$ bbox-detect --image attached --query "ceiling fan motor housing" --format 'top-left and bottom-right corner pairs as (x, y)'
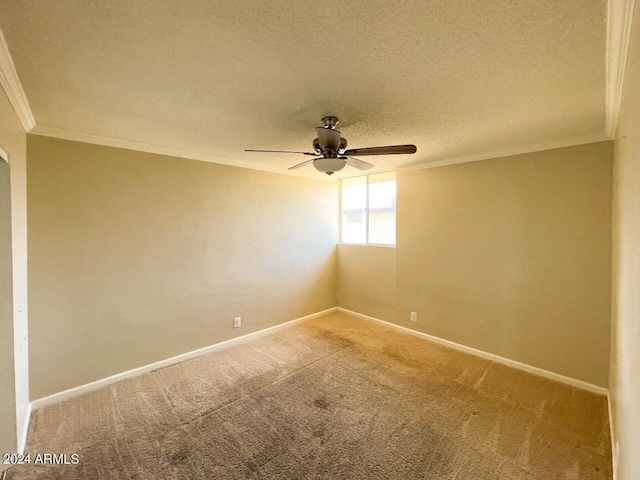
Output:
(339, 137), (347, 153)
(313, 137), (347, 155)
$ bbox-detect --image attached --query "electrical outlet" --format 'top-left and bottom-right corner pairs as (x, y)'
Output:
(233, 317), (241, 328)
(410, 312), (417, 322)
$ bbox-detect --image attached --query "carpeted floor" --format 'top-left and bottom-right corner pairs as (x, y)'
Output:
(7, 312), (612, 479)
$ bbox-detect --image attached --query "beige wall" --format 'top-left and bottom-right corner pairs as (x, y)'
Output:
(337, 244), (396, 322)
(338, 142), (612, 388)
(610, 10), (640, 480)
(27, 135), (337, 399)
(0, 159), (16, 469)
(0, 86), (28, 466)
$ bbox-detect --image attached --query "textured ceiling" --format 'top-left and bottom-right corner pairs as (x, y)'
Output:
(0, 0), (607, 178)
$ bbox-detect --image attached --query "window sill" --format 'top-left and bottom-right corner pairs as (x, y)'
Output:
(338, 242), (396, 248)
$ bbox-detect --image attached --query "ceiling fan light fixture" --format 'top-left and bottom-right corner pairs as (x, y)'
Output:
(313, 157), (346, 175)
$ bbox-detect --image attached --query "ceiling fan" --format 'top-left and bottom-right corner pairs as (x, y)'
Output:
(245, 116), (417, 175)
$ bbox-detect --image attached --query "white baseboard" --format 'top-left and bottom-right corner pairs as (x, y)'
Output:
(17, 402), (31, 454)
(337, 307), (608, 396)
(30, 307), (337, 411)
(29, 304), (608, 410)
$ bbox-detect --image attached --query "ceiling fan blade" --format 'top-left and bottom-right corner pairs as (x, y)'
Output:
(246, 149), (317, 156)
(343, 144), (417, 156)
(344, 156), (374, 170)
(316, 127), (341, 151)
(287, 159), (318, 170)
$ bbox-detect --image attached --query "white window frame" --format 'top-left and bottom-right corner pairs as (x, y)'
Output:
(339, 173), (396, 247)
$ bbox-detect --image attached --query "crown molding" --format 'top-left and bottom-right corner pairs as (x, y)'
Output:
(30, 127), (611, 181)
(397, 133), (611, 173)
(30, 125), (335, 181)
(8, 3), (626, 176)
(0, 28), (35, 132)
(605, 0), (637, 138)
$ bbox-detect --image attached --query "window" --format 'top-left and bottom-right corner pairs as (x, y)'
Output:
(341, 172), (396, 245)
(346, 213), (363, 224)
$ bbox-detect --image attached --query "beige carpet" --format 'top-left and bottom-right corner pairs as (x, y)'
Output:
(7, 312), (612, 479)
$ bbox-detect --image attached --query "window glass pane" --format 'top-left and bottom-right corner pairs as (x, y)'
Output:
(368, 172), (396, 245)
(341, 176), (367, 243)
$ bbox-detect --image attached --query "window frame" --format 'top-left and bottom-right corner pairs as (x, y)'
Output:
(339, 172), (396, 247)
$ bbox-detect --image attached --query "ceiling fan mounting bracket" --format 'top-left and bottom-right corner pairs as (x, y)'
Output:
(321, 116), (339, 129)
